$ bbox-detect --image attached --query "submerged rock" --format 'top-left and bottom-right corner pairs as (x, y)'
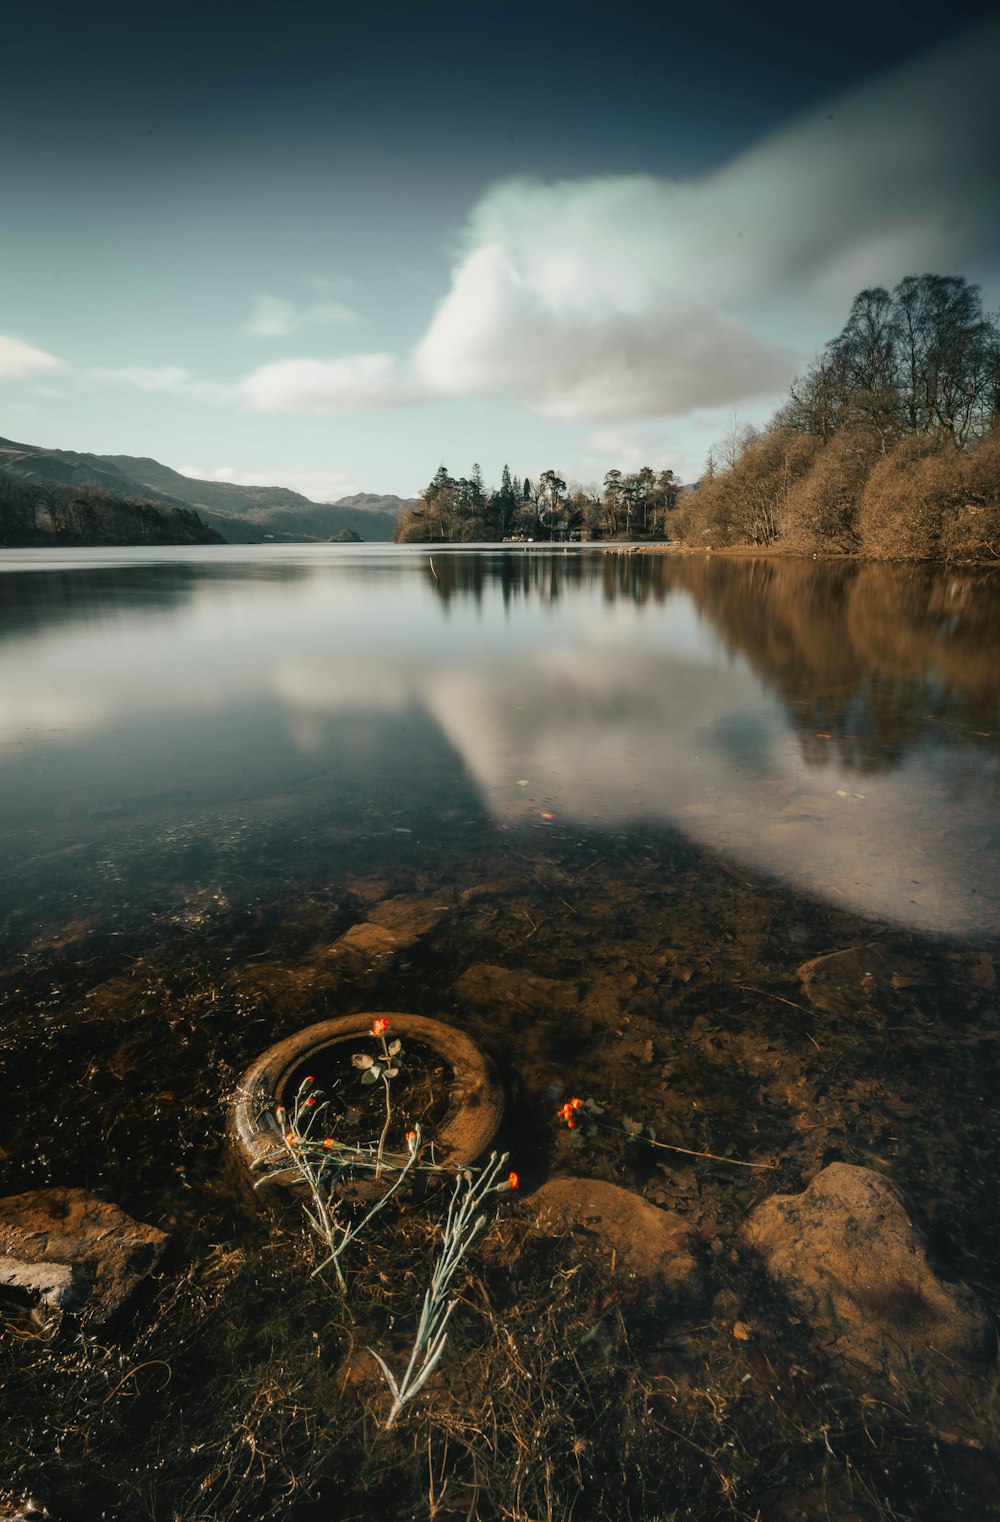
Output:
(366, 893), (450, 941)
(0, 1187), (167, 1330)
(324, 921), (408, 961)
(529, 1176), (700, 1295)
(453, 962), (578, 1017)
(741, 1164), (994, 1390)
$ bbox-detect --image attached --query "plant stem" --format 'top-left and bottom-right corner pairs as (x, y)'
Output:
(369, 1151), (511, 1428)
(375, 1029), (393, 1178)
(603, 1118), (775, 1170)
(376, 1071), (392, 1179)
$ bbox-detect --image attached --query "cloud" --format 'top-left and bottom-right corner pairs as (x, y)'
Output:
(413, 231), (796, 420)
(177, 463), (359, 501)
(239, 353), (417, 413)
(245, 292), (361, 338)
(250, 18), (998, 426)
(0, 336), (68, 381)
(82, 366), (232, 403)
(579, 426), (686, 478)
(412, 20), (999, 423)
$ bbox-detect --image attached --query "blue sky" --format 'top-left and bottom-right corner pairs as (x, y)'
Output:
(2, 0), (998, 499)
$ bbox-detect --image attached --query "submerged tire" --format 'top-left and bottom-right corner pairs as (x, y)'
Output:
(228, 1013), (504, 1204)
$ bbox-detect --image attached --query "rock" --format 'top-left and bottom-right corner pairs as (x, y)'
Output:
(742, 1164), (994, 1391)
(0, 1188), (168, 1328)
(321, 921), (408, 963)
(0, 1256), (81, 1320)
(796, 944), (924, 1017)
(529, 1177), (700, 1295)
(453, 963), (578, 1018)
(366, 893), (450, 941)
(229, 959), (342, 1011)
(457, 877), (523, 907)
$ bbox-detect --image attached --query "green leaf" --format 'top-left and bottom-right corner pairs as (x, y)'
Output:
(361, 1069), (379, 1086)
(351, 1052), (374, 1069)
(622, 1117), (642, 1136)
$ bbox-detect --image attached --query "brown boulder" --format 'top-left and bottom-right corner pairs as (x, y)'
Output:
(321, 921), (408, 963)
(529, 1177), (700, 1295)
(742, 1164), (994, 1390)
(0, 1187), (167, 1330)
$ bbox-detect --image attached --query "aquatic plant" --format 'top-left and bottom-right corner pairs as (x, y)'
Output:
(260, 1071), (448, 1290)
(369, 1150), (517, 1429)
(257, 1051), (519, 1427)
(351, 1016), (403, 1177)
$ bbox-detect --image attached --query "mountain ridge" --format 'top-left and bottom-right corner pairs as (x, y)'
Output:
(0, 435), (411, 542)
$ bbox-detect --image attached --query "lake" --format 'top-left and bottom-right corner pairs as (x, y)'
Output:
(1, 544), (999, 1520)
(1, 544), (997, 940)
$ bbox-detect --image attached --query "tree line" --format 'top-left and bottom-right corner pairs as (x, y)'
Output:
(676, 274), (1000, 560)
(0, 469), (223, 546)
(394, 463), (680, 542)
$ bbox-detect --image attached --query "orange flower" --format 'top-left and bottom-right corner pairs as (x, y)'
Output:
(285, 1132), (298, 1146)
(557, 1097), (585, 1129)
(507, 1171), (520, 1190)
(323, 1138), (335, 1149)
(372, 1018), (391, 1036)
(405, 1129), (418, 1150)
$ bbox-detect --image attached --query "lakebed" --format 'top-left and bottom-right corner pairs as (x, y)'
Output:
(1, 546), (998, 1520)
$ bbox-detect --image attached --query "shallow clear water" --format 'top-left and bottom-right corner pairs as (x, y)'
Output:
(2, 545), (1000, 1520)
(1, 544), (998, 941)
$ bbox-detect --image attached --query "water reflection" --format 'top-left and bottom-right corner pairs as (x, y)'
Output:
(0, 547), (997, 938)
(428, 552), (1000, 769)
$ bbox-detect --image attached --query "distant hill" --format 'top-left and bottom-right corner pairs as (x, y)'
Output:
(0, 436), (412, 543)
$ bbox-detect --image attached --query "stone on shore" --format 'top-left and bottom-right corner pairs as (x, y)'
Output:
(741, 1163), (994, 1390)
(529, 1176), (700, 1295)
(0, 1187), (168, 1330)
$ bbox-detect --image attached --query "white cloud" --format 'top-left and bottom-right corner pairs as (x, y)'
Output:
(580, 427), (687, 477)
(245, 292), (361, 338)
(245, 18), (998, 426)
(239, 353), (417, 413)
(413, 207), (797, 420)
(412, 20), (999, 423)
(0, 336), (68, 381)
(82, 366), (232, 404)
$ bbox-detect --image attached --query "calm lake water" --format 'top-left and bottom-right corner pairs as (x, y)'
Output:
(1, 544), (997, 942)
(3, 545), (1000, 1520)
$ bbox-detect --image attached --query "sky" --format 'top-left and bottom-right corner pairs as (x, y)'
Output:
(1, 0), (998, 500)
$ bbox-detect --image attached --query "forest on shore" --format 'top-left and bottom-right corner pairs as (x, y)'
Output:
(395, 275), (1000, 561)
(394, 462), (681, 544)
(0, 470), (224, 547)
(675, 274), (1000, 559)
